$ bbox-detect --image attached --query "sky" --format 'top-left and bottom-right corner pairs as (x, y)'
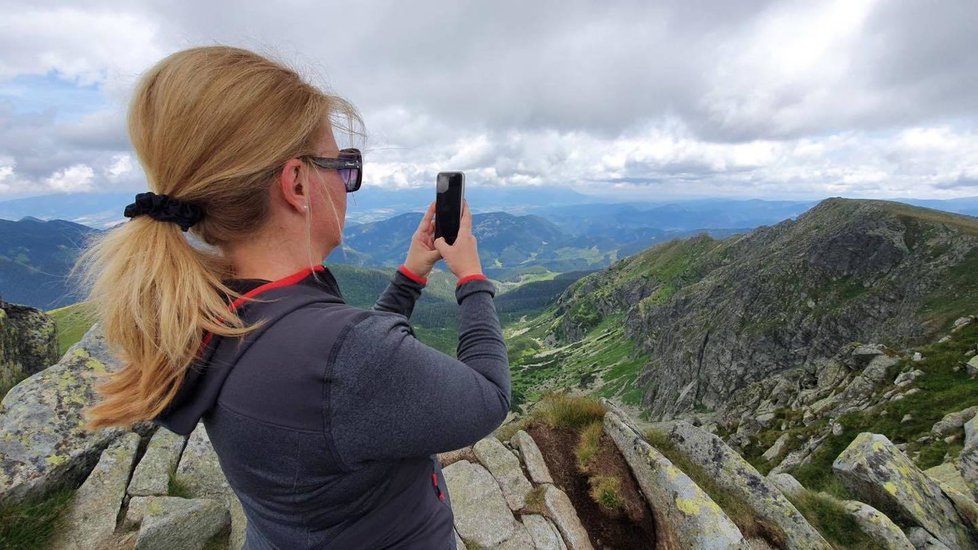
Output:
(0, 0), (976, 202)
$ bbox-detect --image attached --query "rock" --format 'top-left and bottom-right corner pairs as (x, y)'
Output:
(952, 316), (976, 331)
(664, 421), (830, 548)
(522, 514), (568, 550)
(174, 423), (246, 550)
(894, 369), (925, 387)
(852, 344), (887, 363)
(604, 409), (744, 548)
(938, 335), (952, 343)
(540, 484), (596, 550)
(832, 432), (978, 549)
(49, 432), (141, 550)
(767, 473), (805, 499)
(128, 427), (187, 497)
(931, 407), (978, 438)
(454, 529), (466, 550)
(125, 496), (229, 550)
(762, 433), (790, 463)
(511, 430), (554, 484)
(902, 414), (914, 424)
(769, 447), (810, 476)
(832, 423), (844, 436)
(962, 411), (978, 500)
(473, 436), (533, 511)
(967, 356), (978, 377)
(913, 352), (923, 362)
(841, 500), (914, 550)
(443, 460), (537, 549)
(755, 412), (777, 427)
(0, 300), (60, 394)
(0, 323), (153, 507)
(904, 527), (951, 549)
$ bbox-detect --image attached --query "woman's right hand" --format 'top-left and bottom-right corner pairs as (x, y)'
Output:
(434, 200), (484, 280)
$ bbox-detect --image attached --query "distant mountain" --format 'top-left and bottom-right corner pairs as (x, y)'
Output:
(329, 211), (723, 279)
(0, 217), (100, 309)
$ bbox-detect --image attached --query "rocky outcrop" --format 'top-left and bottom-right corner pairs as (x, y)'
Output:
(49, 432), (141, 549)
(603, 405), (746, 548)
(833, 432), (978, 549)
(0, 300), (59, 398)
(551, 198), (978, 419)
(662, 421), (830, 549)
(840, 500), (914, 550)
(960, 410), (978, 501)
(442, 445), (593, 550)
(0, 322), (153, 508)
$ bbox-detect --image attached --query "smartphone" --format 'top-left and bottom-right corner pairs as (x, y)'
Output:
(435, 172), (465, 245)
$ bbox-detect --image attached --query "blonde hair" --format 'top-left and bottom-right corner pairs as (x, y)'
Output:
(71, 46), (363, 432)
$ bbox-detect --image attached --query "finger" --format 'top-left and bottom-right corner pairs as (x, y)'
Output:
(460, 200), (473, 233)
(433, 236), (449, 254)
(419, 201), (436, 230)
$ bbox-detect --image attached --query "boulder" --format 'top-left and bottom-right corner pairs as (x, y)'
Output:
(924, 463), (971, 497)
(832, 432), (978, 549)
(443, 459), (538, 549)
(510, 430), (553, 484)
(473, 436), (533, 511)
(841, 500), (914, 550)
(664, 421), (831, 549)
(767, 473), (805, 499)
(522, 513), (568, 550)
(905, 526), (951, 549)
(0, 323), (153, 507)
(604, 409), (744, 549)
(962, 411), (978, 500)
(762, 434), (790, 463)
(125, 496), (229, 550)
(128, 427), (187, 497)
(49, 432), (141, 550)
(540, 484), (595, 550)
(894, 369), (924, 387)
(0, 300), (59, 393)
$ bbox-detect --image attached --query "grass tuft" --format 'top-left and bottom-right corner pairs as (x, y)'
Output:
(531, 391), (607, 430)
(0, 486), (76, 550)
(575, 421), (604, 472)
(588, 475), (625, 514)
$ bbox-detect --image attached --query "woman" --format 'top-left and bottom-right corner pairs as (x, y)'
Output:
(74, 46), (510, 549)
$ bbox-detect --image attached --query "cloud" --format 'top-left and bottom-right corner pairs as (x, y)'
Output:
(44, 164), (94, 192)
(0, 0), (976, 201)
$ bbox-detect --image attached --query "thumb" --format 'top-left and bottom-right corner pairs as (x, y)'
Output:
(433, 236), (450, 255)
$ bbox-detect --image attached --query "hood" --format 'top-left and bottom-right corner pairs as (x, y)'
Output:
(153, 264), (345, 435)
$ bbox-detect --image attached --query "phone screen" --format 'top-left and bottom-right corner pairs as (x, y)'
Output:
(435, 172), (464, 245)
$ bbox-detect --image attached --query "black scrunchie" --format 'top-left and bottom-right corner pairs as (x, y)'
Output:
(123, 192), (204, 232)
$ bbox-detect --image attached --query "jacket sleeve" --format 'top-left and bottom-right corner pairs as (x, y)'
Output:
(326, 279), (509, 470)
(371, 269), (425, 319)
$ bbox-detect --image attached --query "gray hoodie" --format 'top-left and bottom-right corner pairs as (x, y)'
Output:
(153, 264), (510, 549)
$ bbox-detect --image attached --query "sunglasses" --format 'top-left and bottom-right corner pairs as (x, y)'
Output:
(301, 148), (362, 192)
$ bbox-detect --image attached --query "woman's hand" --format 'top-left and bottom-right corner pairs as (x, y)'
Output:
(403, 201), (441, 280)
(434, 200), (484, 280)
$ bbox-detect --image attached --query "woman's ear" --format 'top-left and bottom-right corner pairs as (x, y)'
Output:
(278, 159), (308, 214)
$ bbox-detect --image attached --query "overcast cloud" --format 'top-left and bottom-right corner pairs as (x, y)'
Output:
(0, 0), (976, 200)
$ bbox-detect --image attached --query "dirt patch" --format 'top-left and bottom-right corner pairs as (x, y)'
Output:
(527, 422), (656, 549)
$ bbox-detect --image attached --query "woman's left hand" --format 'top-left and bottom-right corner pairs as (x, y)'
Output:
(403, 201), (441, 280)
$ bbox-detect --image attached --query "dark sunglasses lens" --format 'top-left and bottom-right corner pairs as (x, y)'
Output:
(338, 150), (361, 192)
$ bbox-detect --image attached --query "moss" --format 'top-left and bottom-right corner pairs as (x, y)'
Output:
(522, 485), (548, 516)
